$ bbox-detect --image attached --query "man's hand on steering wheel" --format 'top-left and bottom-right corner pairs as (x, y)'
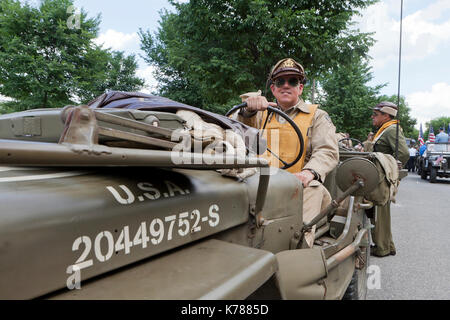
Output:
(245, 96), (277, 111)
(225, 99), (305, 171)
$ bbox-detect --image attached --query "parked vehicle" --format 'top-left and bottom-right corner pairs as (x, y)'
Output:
(419, 142), (450, 183)
(0, 92), (381, 300)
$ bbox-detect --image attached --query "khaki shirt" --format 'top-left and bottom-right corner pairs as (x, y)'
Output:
(236, 97), (339, 181)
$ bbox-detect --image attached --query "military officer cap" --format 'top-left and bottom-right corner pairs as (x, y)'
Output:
(372, 101), (398, 117)
(270, 58), (305, 83)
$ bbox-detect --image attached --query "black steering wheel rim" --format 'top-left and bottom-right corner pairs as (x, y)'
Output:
(226, 102), (304, 170)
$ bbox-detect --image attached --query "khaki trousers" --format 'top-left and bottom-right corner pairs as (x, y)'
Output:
(371, 201), (396, 256)
(303, 182), (332, 247)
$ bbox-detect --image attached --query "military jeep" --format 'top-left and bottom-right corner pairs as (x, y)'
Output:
(419, 142), (450, 183)
(0, 92), (381, 300)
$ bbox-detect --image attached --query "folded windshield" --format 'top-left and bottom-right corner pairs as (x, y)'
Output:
(427, 143), (450, 153)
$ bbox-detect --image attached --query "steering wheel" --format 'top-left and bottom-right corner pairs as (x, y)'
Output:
(225, 102), (304, 170)
(338, 137), (364, 151)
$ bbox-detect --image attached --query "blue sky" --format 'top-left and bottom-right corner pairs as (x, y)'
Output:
(10, 0), (450, 129)
(354, 0), (450, 128)
(73, 0), (171, 34)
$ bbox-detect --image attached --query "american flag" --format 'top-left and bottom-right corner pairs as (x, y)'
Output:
(418, 123), (424, 146)
(429, 125), (435, 143)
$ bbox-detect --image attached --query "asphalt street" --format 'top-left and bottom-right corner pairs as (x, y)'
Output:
(367, 171), (450, 300)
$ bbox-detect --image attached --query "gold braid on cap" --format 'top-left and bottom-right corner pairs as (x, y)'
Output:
(281, 59), (296, 68)
(270, 58), (305, 81)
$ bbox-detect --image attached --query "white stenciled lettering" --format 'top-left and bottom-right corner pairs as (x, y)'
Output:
(67, 204), (221, 277)
(106, 185), (135, 204)
(149, 218), (164, 245)
(165, 214), (177, 241)
(115, 226), (133, 255)
(107, 182), (189, 205)
(137, 182), (161, 200)
(178, 212), (190, 236)
(208, 204), (220, 227)
(94, 231), (114, 262)
(72, 236), (93, 269)
(133, 222), (150, 248)
(164, 180), (186, 197)
(190, 209), (201, 233)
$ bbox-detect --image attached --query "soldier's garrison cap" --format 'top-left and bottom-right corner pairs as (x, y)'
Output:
(372, 101), (398, 117)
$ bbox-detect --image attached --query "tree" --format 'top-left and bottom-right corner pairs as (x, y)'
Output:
(76, 51), (145, 103)
(140, 0), (377, 113)
(0, 0), (144, 112)
(318, 57), (384, 140)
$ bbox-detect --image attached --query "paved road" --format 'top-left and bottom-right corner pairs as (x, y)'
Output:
(367, 171), (450, 300)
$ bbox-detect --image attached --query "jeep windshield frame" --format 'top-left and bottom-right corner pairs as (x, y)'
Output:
(426, 143), (450, 154)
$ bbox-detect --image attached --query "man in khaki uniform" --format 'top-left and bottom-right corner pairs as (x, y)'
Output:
(370, 101), (409, 257)
(236, 58), (339, 247)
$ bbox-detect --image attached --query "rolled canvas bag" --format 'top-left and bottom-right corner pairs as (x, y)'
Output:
(365, 152), (399, 206)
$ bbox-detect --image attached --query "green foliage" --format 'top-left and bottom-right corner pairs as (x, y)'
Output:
(425, 117), (450, 140)
(0, 99), (14, 114)
(0, 0), (144, 111)
(318, 57), (384, 140)
(140, 0), (377, 113)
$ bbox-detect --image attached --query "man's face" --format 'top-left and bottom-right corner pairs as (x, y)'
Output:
(371, 110), (390, 128)
(270, 76), (303, 110)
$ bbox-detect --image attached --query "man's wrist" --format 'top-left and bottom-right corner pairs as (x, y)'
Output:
(302, 168), (320, 182)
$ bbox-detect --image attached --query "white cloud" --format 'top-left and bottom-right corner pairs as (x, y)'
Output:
(420, 0), (450, 20)
(93, 29), (140, 51)
(403, 5), (450, 61)
(93, 29), (156, 93)
(406, 82), (450, 127)
(136, 66), (157, 93)
(356, 0), (450, 68)
(354, 2), (398, 68)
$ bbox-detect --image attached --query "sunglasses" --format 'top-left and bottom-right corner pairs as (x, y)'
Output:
(274, 77), (300, 88)
(372, 111), (383, 116)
